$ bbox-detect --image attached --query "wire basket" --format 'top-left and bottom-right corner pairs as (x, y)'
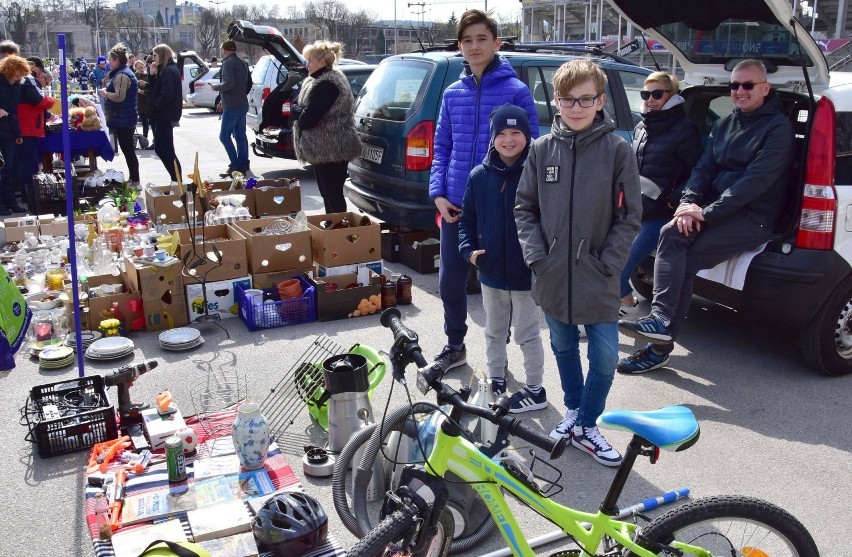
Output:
(189, 369), (248, 439)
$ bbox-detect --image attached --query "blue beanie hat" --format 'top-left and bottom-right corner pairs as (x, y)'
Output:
(490, 104), (531, 146)
(97, 56), (107, 64)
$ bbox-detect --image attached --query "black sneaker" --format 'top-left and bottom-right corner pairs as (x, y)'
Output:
(491, 379), (506, 397)
(508, 387), (547, 414)
(618, 313), (673, 344)
(617, 344), (671, 374)
(434, 344), (466, 373)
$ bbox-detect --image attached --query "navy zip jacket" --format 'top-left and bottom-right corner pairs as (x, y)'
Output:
(103, 65), (138, 130)
(459, 146), (531, 291)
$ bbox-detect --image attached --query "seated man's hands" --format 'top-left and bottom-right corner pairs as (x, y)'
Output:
(672, 202), (705, 236)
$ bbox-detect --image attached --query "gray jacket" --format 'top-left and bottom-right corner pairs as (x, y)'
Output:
(515, 111), (641, 324)
(216, 52), (249, 110)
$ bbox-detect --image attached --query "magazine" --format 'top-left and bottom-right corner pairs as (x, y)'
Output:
(188, 500), (253, 542)
(192, 454), (242, 479)
(121, 484), (197, 526)
(195, 469), (275, 508)
(196, 532), (259, 556)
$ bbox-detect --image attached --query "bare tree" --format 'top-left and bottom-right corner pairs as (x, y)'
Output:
(494, 10), (522, 40)
(304, 0), (349, 41)
(337, 9), (375, 58)
(2, 0), (38, 50)
(113, 10), (149, 55)
(193, 9), (218, 59)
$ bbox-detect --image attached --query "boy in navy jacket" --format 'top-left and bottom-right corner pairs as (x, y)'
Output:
(459, 104), (546, 413)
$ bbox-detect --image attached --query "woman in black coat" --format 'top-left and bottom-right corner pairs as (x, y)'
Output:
(617, 72), (703, 373)
(148, 43), (182, 182)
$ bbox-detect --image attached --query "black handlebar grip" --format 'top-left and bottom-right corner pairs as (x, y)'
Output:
(511, 420), (566, 460)
(380, 307), (407, 337)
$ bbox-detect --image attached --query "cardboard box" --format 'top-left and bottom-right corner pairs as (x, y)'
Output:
(228, 217), (312, 273)
(308, 270), (381, 321)
(250, 268), (314, 289)
(39, 220), (71, 237)
(2, 218), (39, 244)
(176, 225), (249, 282)
(185, 276), (251, 321)
(141, 407), (187, 451)
(87, 272), (146, 332)
(124, 257), (189, 331)
(316, 260), (382, 278)
(401, 231), (441, 274)
(145, 185), (201, 225)
(252, 180), (301, 217)
(307, 212), (381, 267)
(381, 228), (403, 262)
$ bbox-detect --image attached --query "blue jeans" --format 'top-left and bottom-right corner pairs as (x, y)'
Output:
(544, 315), (618, 428)
(219, 107), (249, 170)
(620, 218), (667, 298)
(438, 217), (469, 346)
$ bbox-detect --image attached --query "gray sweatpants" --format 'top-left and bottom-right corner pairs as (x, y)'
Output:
(480, 284), (545, 386)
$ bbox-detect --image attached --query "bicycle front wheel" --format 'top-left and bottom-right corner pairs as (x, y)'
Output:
(630, 495), (819, 557)
(347, 506), (455, 557)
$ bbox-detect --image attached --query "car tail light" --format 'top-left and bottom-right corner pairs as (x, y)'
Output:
(282, 101), (291, 116)
(405, 121), (434, 171)
(261, 87), (270, 101)
(195, 82), (205, 88)
(797, 97), (837, 250)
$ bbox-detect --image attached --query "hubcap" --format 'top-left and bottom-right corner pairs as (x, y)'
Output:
(834, 298), (852, 359)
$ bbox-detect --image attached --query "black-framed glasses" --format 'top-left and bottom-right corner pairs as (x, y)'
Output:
(728, 81), (767, 91)
(556, 94), (600, 108)
(640, 89), (669, 100)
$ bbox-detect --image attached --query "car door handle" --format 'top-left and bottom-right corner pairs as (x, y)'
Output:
(360, 118), (372, 129)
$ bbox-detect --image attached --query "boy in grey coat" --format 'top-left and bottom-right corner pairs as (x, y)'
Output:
(515, 60), (641, 466)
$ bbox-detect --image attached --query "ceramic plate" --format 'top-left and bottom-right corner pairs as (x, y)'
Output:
(39, 346), (74, 361)
(31, 339), (64, 352)
(158, 328), (201, 345)
(161, 337), (205, 351)
(87, 337), (134, 356)
(85, 347), (134, 361)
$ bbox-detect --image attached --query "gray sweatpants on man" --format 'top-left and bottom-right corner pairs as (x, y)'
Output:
(652, 213), (772, 340)
(480, 284), (545, 386)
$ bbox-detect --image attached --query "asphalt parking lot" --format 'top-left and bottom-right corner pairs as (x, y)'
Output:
(1, 108), (850, 556)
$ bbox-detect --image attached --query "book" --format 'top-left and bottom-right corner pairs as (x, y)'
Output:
(121, 484), (198, 526)
(110, 518), (187, 557)
(196, 532), (259, 556)
(192, 454), (242, 479)
(246, 486), (304, 515)
(195, 469), (275, 508)
(188, 500), (253, 542)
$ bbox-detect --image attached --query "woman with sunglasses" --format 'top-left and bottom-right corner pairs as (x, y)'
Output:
(616, 71), (702, 374)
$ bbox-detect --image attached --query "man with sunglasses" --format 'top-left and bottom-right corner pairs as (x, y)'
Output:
(619, 59), (794, 360)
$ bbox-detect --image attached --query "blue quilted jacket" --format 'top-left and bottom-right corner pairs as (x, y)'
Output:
(429, 56), (539, 206)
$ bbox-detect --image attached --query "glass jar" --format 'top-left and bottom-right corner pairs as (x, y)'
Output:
(381, 280), (397, 309)
(396, 275), (413, 305)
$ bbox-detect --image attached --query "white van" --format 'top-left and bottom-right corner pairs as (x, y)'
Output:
(611, 0), (852, 376)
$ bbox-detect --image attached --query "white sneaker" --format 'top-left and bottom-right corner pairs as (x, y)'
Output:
(571, 425), (623, 466)
(549, 408), (579, 440)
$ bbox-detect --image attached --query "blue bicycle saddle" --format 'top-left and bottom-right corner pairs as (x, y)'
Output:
(597, 406), (700, 452)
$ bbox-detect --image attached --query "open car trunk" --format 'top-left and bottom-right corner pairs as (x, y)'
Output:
(176, 51), (209, 96)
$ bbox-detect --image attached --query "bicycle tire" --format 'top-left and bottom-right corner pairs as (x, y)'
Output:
(348, 506), (455, 557)
(628, 495), (819, 557)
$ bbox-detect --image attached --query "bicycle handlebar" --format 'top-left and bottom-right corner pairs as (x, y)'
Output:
(381, 308), (565, 460)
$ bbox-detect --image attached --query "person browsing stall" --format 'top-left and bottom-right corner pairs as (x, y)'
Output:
(515, 59), (641, 466)
(458, 104), (547, 413)
(0, 55), (28, 215)
(99, 44), (140, 187)
(619, 60), (795, 360)
(210, 40), (251, 177)
(16, 57), (56, 212)
(429, 9), (539, 374)
(147, 44), (183, 183)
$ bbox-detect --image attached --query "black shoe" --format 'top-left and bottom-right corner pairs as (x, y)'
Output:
(0, 207), (12, 216)
(7, 203), (26, 213)
(219, 167), (237, 178)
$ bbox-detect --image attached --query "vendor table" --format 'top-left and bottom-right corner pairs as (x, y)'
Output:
(84, 408), (346, 557)
(37, 130), (115, 175)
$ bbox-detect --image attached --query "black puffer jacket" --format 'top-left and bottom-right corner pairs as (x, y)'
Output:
(148, 60), (182, 123)
(682, 91), (794, 227)
(632, 99), (703, 220)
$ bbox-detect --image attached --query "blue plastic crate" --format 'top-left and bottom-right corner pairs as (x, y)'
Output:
(236, 276), (316, 331)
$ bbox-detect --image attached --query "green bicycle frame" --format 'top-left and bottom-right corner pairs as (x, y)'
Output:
(423, 420), (708, 557)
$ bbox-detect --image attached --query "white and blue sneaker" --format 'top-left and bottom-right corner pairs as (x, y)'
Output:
(549, 408), (579, 440)
(508, 387), (547, 414)
(572, 425), (623, 467)
(618, 313), (673, 344)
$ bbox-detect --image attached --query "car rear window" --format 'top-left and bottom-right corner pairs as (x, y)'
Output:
(355, 61), (431, 122)
(252, 57), (271, 84)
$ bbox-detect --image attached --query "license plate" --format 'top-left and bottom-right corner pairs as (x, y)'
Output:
(361, 144), (384, 164)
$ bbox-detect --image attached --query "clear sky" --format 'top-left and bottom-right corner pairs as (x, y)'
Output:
(298, 0), (523, 24)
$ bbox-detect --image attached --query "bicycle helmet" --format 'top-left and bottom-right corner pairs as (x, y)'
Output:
(253, 492), (329, 555)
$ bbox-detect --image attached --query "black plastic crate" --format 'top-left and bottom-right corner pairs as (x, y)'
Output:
(21, 375), (117, 458)
(31, 173), (80, 216)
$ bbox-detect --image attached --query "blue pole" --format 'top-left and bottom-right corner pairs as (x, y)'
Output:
(58, 34), (86, 378)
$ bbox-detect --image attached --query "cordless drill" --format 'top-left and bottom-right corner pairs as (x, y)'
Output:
(104, 360), (159, 420)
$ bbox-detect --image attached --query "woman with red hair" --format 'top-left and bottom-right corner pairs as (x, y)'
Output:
(0, 55), (30, 215)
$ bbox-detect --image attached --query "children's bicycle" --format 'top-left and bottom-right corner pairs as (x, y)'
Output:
(346, 308), (819, 557)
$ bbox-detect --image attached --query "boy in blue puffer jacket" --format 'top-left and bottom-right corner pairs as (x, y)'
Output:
(459, 104), (546, 413)
(429, 9), (539, 373)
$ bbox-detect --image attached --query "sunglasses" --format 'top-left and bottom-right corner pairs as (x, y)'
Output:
(728, 81), (767, 91)
(640, 89), (669, 100)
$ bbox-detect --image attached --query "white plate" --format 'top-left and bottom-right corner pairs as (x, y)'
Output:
(85, 347), (135, 361)
(160, 337), (205, 351)
(158, 327), (201, 345)
(39, 346), (74, 361)
(87, 336), (134, 356)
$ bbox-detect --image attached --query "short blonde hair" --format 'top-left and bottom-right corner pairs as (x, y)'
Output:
(552, 59), (606, 97)
(303, 41), (342, 69)
(645, 71), (679, 94)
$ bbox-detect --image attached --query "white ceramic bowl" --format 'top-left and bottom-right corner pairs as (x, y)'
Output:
(25, 291), (63, 310)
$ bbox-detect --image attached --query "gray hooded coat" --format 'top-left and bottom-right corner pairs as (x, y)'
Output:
(515, 111), (641, 324)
